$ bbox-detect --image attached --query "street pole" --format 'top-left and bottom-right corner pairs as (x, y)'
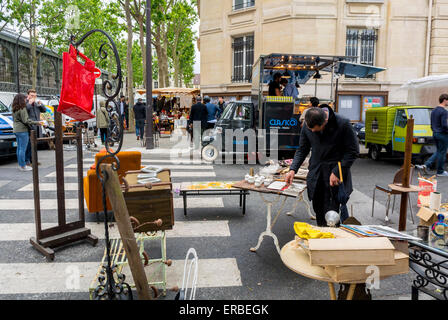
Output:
(145, 0), (154, 149)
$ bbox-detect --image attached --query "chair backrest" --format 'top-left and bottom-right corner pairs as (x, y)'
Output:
(93, 151), (142, 183)
(180, 248), (198, 300)
(393, 165), (415, 186)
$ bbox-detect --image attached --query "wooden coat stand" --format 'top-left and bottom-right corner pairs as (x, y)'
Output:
(30, 110), (98, 261)
(398, 117), (414, 231)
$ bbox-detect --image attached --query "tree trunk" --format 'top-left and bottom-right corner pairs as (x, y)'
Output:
(125, 0), (135, 132)
(30, 7), (38, 90)
(138, 17), (146, 89)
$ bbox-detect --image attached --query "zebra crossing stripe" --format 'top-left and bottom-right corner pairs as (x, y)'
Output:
(0, 220), (231, 241)
(0, 197), (224, 210)
(83, 159), (209, 165)
(0, 258), (242, 294)
(65, 164), (214, 170)
(45, 171), (216, 178)
(0, 180), (11, 188)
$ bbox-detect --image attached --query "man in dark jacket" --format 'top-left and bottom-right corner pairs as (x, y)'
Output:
(417, 93), (448, 176)
(285, 106), (359, 226)
(133, 98), (147, 140)
(119, 95), (129, 129)
(188, 96), (208, 147)
(25, 89), (46, 166)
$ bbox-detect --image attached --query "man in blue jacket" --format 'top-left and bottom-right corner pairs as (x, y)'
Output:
(204, 96), (220, 130)
(417, 94), (448, 177)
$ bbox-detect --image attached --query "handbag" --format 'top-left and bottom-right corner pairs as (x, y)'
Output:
(58, 44), (101, 121)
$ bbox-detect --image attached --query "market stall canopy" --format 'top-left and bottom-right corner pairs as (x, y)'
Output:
(136, 87), (200, 96)
(400, 74), (448, 106)
(258, 53), (386, 85)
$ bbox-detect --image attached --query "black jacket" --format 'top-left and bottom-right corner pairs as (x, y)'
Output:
(133, 102), (147, 121)
(188, 103), (208, 128)
(431, 106), (448, 134)
(290, 107), (359, 200)
(26, 101), (46, 136)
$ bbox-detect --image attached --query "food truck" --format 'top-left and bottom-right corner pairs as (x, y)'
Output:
(365, 106), (435, 162)
(201, 53), (385, 161)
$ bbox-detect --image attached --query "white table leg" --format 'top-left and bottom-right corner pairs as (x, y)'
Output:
(286, 193), (316, 220)
(250, 194), (285, 255)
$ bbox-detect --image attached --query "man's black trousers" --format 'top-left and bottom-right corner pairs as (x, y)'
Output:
(311, 174), (341, 227)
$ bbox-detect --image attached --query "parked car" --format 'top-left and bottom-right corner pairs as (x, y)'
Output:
(352, 122), (365, 142)
(0, 100), (17, 157)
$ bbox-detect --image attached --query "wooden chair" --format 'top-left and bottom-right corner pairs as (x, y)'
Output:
(371, 166), (416, 223)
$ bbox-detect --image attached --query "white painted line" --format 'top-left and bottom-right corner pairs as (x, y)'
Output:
(83, 158), (209, 165)
(45, 171), (85, 178)
(171, 171), (216, 178)
(18, 183), (80, 192)
(0, 258), (241, 294)
(0, 220), (231, 241)
(0, 180), (11, 188)
(65, 164), (214, 170)
(0, 197), (223, 211)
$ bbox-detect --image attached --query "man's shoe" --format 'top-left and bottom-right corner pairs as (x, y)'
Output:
(437, 171), (448, 177)
(416, 164), (428, 174)
(137, 136), (140, 140)
(19, 166), (32, 172)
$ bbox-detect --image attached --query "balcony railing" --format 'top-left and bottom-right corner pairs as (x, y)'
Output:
(233, 0), (255, 11)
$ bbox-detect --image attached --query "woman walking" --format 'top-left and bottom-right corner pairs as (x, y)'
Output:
(12, 94), (42, 172)
(97, 101), (110, 144)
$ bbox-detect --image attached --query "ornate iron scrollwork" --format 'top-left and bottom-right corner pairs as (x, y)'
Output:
(409, 244), (448, 300)
(69, 29), (130, 300)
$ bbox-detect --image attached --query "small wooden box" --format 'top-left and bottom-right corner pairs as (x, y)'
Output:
(123, 170), (174, 232)
(324, 250), (409, 282)
(308, 237), (395, 266)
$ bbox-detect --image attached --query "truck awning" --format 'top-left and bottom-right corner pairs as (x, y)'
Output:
(330, 62), (386, 78)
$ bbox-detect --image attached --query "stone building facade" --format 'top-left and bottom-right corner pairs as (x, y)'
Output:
(198, 0), (448, 122)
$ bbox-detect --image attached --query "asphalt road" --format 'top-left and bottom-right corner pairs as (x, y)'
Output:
(0, 131), (444, 300)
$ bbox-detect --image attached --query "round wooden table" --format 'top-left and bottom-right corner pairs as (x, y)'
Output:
(280, 240), (363, 300)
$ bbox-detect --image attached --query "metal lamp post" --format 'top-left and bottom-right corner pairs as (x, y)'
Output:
(145, 0), (154, 149)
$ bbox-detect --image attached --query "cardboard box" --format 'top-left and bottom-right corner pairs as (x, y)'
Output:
(324, 250), (409, 282)
(308, 237), (395, 266)
(417, 206), (446, 227)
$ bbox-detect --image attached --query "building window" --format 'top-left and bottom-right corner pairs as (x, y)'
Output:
(345, 28), (377, 66)
(19, 51), (32, 85)
(233, 0), (255, 11)
(41, 58), (56, 88)
(232, 35), (254, 83)
(0, 44), (14, 83)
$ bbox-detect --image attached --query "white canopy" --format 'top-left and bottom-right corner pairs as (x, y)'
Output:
(401, 74), (448, 106)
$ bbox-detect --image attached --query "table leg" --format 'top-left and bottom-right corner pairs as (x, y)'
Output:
(285, 193), (316, 220)
(239, 191), (242, 207)
(242, 192), (246, 216)
(250, 194), (283, 255)
(183, 192), (187, 216)
(328, 282), (337, 300)
(346, 284), (356, 300)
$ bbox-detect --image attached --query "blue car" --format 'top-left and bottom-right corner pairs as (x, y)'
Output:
(352, 122), (365, 142)
(0, 100), (17, 157)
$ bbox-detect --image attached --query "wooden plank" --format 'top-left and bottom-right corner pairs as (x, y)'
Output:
(39, 228), (91, 248)
(324, 251), (409, 283)
(308, 238), (395, 266)
(101, 163), (152, 300)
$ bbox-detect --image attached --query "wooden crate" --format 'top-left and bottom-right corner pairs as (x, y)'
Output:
(324, 250), (409, 282)
(123, 170), (174, 232)
(308, 237), (395, 266)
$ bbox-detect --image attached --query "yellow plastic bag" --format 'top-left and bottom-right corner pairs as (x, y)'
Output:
(294, 222), (334, 239)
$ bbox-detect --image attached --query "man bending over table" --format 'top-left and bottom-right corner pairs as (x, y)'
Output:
(285, 106), (359, 226)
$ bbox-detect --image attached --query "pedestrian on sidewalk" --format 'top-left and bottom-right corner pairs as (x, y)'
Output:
(133, 98), (147, 141)
(97, 101), (110, 144)
(25, 88), (46, 166)
(285, 107), (359, 226)
(188, 96), (208, 146)
(417, 94), (448, 176)
(12, 94), (44, 172)
(204, 96), (220, 130)
(119, 95), (129, 130)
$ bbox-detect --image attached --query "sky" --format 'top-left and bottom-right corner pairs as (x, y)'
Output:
(193, 20), (200, 74)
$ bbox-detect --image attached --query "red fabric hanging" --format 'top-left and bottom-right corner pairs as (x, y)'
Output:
(58, 44), (101, 121)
